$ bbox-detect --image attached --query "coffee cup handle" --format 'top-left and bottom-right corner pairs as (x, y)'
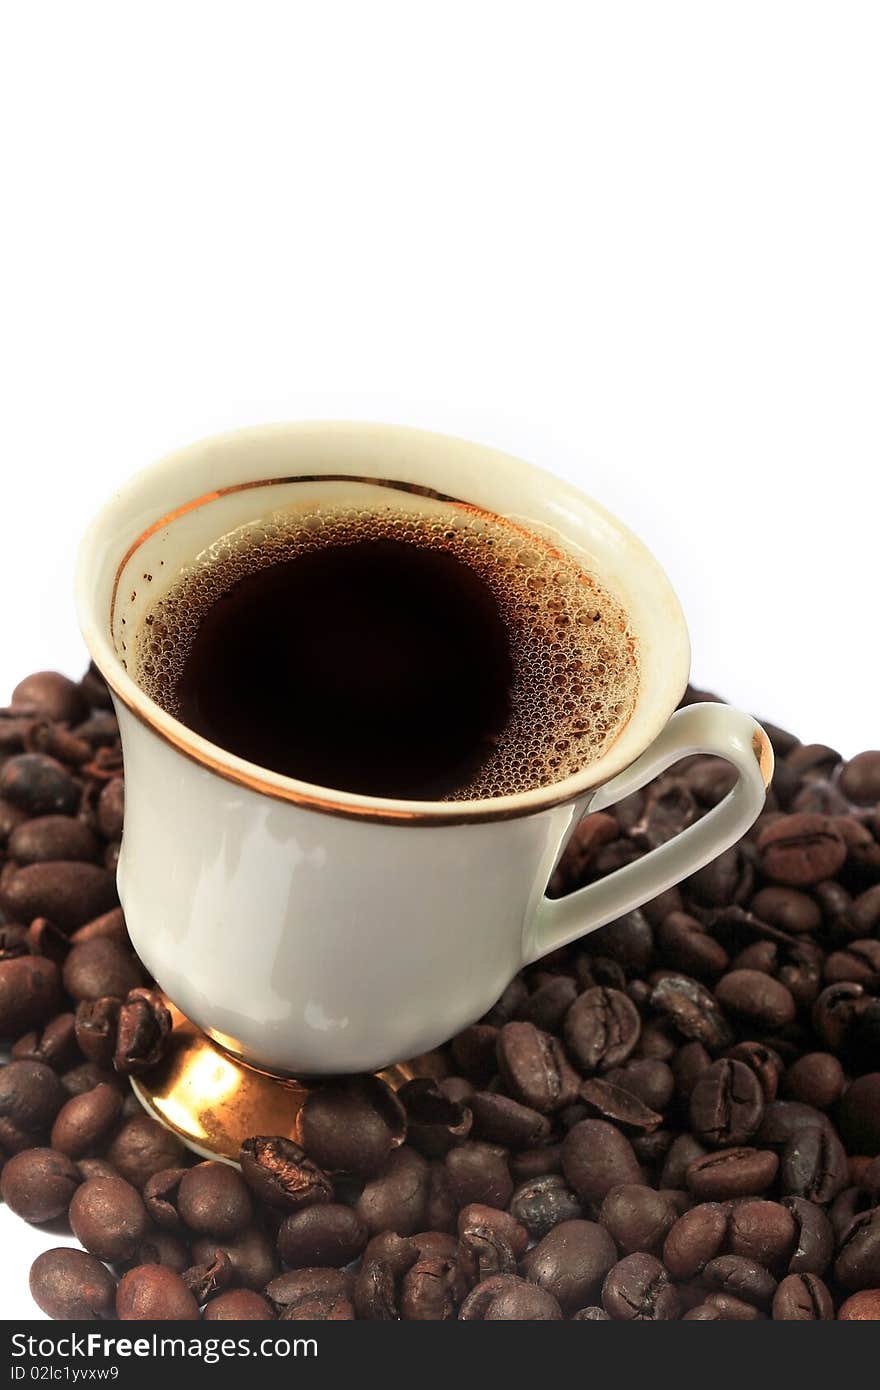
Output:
(526, 702), (774, 963)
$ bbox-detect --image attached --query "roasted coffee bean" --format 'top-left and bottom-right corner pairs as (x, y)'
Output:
(0, 754), (79, 816)
(277, 1203), (368, 1268)
(837, 1290), (880, 1320)
(772, 1272), (834, 1319)
(69, 1175), (150, 1261)
(725, 1042), (782, 1102)
(12, 1013), (78, 1071)
(657, 912), (729, 981)
(9, 816), (99, 866)
(578, 1076), (663, 1133)
(298, 1077), (404, 1178)
(508, 1173), (582, 1239)
(780, 1125), (849, 1204)
(12, 672), (89, 724)
(353, 1246), (415, 1319)
(459, 1274), (562, 1320)
(838, 1074), (880, 1155)
(458, 1203), (527, 1281)
(599, 1184), (678, 1255)
(354, 1147), (430, 1236)
(192, 1227), (278, 1292)
(74, 997), (120, 1066)
(689, 1059), (764, 1147)
(181, 1252), (233, 1304)
(649, 973), (733, 1050)
(239, 1135), (333, 1212)
(715, 969), (796, 1030)
(561, 1119), (641, 1203)
(813, 984), (879, 1065)
(839, 751), (880, 805)
(0, 956), (61, 1039)
(728, 1200), (796, 1270)
(62, 938), (143, 1003)
(686, 1148), (778, 1200)
(116, 1264), (200, 1320)
(0, 1146), (81, 1222)
(203, 1289), (275, 1319)
(113, 988), (172, 1073)
(4, 862), (117, 932)
(605, 1057), (675, 1113)
(50, 1083), (123, 1158)
(564, 987), (641, 1072)
(663, 1203), (728, 1280)
(399, 1254), (460, 1320)
(444, 1141), (513, 1209)
(750, 886), (821, 935)
(602, 1252), (680, 1320)
(757, 814), (847, 886)
(496, 1021), (580, 1113)
(463, 1092), (545, 1150)
(781, 1198), (834, 1275)
(702, 1254), (777, 1308)
(834, 1209), (880, 1291)
(399, 1078), (473, 1156)
(521, 1220), (617, 1312)
(29, 1247), (117, 1321)
(177, 1161), (253, 1238)
(265, 1268), (354, 1320)
(107, 1113), (186, 1188)
(0, 1059), (67, 1153)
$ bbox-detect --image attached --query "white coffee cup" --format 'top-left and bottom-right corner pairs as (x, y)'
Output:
(76, 422), (773, 1076)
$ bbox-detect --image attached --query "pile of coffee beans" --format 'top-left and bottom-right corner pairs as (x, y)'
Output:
(2, 669), (880, 1321)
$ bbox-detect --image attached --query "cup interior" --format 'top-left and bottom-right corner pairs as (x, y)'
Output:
(76, 422), (691, 821)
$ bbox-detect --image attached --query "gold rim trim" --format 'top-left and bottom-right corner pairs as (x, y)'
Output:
(753, 728), (775, 790)
(100, 472), (639, 827)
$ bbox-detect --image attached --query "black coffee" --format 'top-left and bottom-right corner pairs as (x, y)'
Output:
(133, 502), (638, 800)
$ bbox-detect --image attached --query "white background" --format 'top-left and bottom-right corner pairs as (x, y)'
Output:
(1, 1), (878, 1318)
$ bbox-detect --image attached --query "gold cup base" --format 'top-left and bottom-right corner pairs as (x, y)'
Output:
(130, 1001), (439, 1163)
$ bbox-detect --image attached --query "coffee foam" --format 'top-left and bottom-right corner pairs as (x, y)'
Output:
(133, 502), (638, 800)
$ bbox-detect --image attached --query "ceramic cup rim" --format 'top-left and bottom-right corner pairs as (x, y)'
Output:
(75, 421), (691, 826)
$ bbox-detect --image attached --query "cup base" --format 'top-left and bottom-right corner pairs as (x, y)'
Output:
(129, 999), (441, 1163)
